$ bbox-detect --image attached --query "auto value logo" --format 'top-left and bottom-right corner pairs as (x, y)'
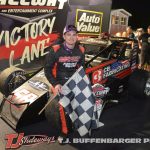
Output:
(76, 9), (103, 35)
(5, 133), (55, 149)
(28, 80), (49, 91)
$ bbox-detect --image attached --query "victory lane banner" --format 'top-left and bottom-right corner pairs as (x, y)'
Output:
(76, 9), (103, 36)
(0, 0), (69, 72)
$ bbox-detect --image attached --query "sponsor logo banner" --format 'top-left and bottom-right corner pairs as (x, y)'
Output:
(76, 9), (103, 35)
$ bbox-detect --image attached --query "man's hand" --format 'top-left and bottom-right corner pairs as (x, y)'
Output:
(54, 84), (62, 94)
(138, 64), (142, 69)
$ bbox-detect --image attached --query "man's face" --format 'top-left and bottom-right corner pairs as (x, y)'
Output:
(137, 31), (142, 36)
(147, 28), (150, 34)
(126, 27), (132, 34)
(63, 30), (78, 46)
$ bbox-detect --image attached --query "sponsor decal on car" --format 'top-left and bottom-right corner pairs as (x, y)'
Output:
(28, 80), (49, 91)
(92, 61), (130, 83)
(12, 89), (38, 105)
(103, 61), (130, 78)
(92, 83), (110, 98)
(92, 69), (103, 84)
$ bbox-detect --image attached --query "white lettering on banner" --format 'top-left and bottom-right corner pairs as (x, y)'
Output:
(8, 0), (18, 5)
(37, 137), (150, 144)
(10, 27), (21, 46)
(0, 0), (67, 9)
(72, 138), (142, 144)
(77, 22), (100, 33)
(0, 0), (5, 5)
(0, 17), (56, 48)
(38, 9), (52, 13)
(9, 38), (50, 67)
(143, 138), (150, 143)
(79, 13), (100, 23)
(7, 9), (38, 13)
(31, 0), (48, 6)
(57, 0), (67, 9)
(20, 0), (30, 5)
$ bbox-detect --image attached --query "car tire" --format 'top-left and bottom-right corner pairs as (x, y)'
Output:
(0, 67), (26, 96)
(128, 69), (150, 99)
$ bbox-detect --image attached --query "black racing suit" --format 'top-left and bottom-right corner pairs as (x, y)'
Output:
(44, 43), (85, 87)
(44, 43), (85, 135)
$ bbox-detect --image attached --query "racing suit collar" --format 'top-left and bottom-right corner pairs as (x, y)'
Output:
(63, 42), (74, 53)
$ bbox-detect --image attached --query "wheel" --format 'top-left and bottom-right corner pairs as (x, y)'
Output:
(45, 96), (61, 133)
(128, 69), (150, 99)
(0, 67), (26, 96)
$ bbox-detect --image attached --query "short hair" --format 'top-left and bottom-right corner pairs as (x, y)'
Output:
(127, 26), (132, 30)
(136, 28), (144, 32)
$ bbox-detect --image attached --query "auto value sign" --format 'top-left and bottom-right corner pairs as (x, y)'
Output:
(76, 9), (103, 35)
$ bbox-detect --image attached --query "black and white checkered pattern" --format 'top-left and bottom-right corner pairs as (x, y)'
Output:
(59, 66), (103, 136)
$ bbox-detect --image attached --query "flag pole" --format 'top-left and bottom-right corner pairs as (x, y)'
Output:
(38, 93), (58, 115)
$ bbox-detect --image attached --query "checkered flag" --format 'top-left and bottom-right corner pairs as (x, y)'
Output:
(59, 66), (103, 137)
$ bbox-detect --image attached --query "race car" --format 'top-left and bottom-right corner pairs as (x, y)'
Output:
(0, 37), (149, 131)
(0, 37), (138, 97)
(83, 37), (150, 100)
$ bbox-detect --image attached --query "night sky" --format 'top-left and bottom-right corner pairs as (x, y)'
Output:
(112, 0), (150, 30)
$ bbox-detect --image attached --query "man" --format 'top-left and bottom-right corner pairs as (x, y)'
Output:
(135, 28), (144, 40)
(126, 26), (135, 49)
(44, 25), (85, 142)
(126, 26), (135, 39)
(138, 26), (150, 71)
